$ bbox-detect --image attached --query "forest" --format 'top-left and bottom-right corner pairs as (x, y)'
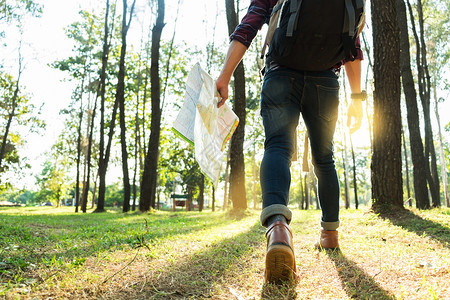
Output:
(1, 0), (449, 299)
(1, 0), (448, 214)
(0, 0), (449, 213)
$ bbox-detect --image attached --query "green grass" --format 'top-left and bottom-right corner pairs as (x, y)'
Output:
(0, 206), (449, 299)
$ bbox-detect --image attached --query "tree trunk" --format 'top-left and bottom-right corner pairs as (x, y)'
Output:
(299, 170), (304, 209)
(132, 38), (144, 213)
(304, 174), (309, 210)
(397, 0), (429, 209)
(96, 0), (112, 213)
(81, 108), (92, 213)
(302, 133), (309, 210)
(223, 148), (230, 210)
(141, 66), (149, 161)
(117, 0), (136, 213)
(401, 128), (412, 206)
(225, 0), (247, 211)
(406, 0), (439, 208)
(132, 97), (139, 211)
(417, 0), (439, 207)
(371, 0), (404, 209)
(97, 95), (119, 212)
(434, 87), (449, 207)
(91, 172), (98, 208)
(75, 82), (84, 213)
(343, 134), (350, 209)
(199, 174), (205, 212)
(310, 166), (319, 209)
(84, 97), (97, 212)
(212, 185), (215, 212)
(140, 0), (165, 212)
(349, 135), (359, 209)
(252, 146), (257, 209)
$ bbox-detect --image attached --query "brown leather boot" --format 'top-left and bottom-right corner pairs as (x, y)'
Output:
(265, 221), (297, 283)
(314, 229), (339, 250)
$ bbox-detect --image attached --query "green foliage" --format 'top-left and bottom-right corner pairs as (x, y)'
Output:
(159, 128), (202, 198)
(34, 139), (72, 205)
(0, 72), (44, 185)
(421, 0), (450, 88)
(104, 183), (124, 207)
(0, 0), (42, 26)
(445, 121), (450, 132)
(52, 10), (108, 81)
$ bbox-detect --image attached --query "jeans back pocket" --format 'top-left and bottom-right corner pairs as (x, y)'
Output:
(317, 85), (340, 122)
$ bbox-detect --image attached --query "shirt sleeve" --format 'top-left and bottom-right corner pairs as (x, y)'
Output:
(230, 0), (274, 48)
(335, 36), (363, 70)
(344, 36), (364, 62)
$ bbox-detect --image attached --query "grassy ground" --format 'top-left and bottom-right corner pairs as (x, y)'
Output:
(0, 206), (449, 299)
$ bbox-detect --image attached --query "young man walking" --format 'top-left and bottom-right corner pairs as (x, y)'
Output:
(216, 0), (365, 283)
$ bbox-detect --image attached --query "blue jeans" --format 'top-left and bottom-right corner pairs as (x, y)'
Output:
(259, 67), (340, 231)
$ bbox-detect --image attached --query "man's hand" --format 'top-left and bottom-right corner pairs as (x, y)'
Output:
(216, 75), (229, 108)
(347, 99), (363, 134)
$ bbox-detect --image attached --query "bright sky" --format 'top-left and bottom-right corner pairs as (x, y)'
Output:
(2, 0), (449, 190)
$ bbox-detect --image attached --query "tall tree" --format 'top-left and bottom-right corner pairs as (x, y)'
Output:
(116, 0), (137, 213)
(349, 135), (359, 209)
(132, 55), (143, 212)
(140, 0), (165, 211)
(434, 95), (449, 207)
(53, 9), (113, 213)
(225, 0), (247, 210)
(341, 77), (353, 209)
(396, 0), (429, 208)
(75, 64), (88, 213)
(223, 149), (230, 210)
(96, 0), (113, 213)
(401, 128), (412, 206)
(302, 134), (310, 210)
(371, 0), (404, 209)
(425, 0), (449, 206)
(198, 174), (205, 211)
(212, 185), (216, 211)
(407, 0), (440, 207)
(81, 107), (93, 213)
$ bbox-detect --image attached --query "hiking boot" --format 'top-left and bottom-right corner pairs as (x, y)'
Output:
(265, 221), (297, 283)
(314, 229), (339, 250)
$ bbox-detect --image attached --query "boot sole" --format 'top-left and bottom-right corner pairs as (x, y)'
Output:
(265, 244), (295, 283)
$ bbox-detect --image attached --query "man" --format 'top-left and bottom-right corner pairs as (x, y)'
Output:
(216, 0), (365, 283)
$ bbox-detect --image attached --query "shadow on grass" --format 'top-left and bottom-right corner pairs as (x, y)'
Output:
(110, 221), (264, 299)
(326, 250), (395, 300)
(377, 208), (449, 248)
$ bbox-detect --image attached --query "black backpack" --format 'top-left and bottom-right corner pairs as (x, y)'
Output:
(261, 0), (364, 71)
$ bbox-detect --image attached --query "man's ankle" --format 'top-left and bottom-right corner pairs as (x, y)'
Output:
(266, 214), (287, 227)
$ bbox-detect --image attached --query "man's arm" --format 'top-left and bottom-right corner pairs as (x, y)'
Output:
(345, 59), (364, 134)
(216, 40), (248, 107)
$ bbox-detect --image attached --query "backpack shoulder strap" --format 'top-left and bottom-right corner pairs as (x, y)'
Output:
(286, 0), (303, 37)
(260, 0), (287, 59)
(342, 0), (362, 59)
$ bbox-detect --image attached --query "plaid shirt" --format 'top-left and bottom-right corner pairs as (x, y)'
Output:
(230, 0), (363, 65)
